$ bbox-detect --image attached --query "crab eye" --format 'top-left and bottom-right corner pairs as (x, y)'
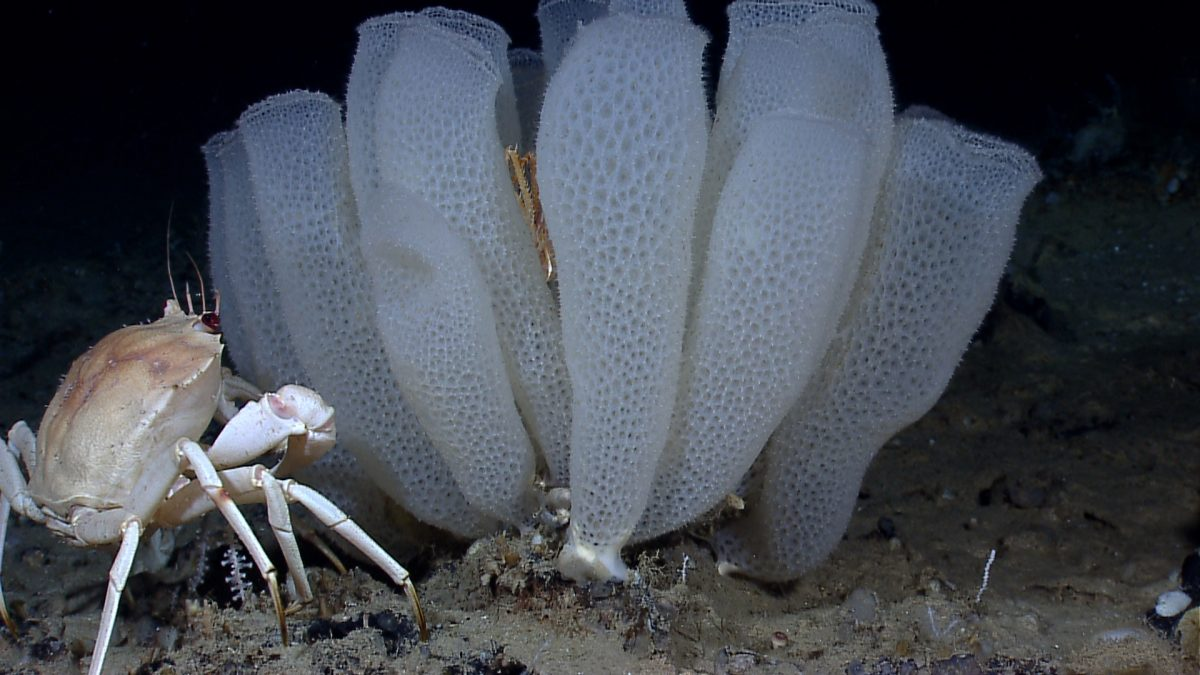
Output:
(198, 312), (221, 333)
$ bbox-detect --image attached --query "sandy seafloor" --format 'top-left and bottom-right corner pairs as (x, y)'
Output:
(1, 4), (1199, 675)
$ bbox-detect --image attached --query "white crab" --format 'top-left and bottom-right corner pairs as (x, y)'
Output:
(0, 298), (426, 675)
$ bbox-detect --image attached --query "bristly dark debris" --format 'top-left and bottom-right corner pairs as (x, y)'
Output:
(303, 609), (420, 657)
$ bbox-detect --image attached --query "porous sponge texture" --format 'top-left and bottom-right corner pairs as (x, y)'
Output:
(412, 7), (522, 148)
(537, 10), (709, 575)
(207, 125), (414, 559)
(359, 187), (536, 524)
(349, 12), (573, 484)
(720, 0), (878, 89)
(204, 130), (305, 392)
(692, 2), (891, 319)
(535, 0), (608, 77)
(716, 112), (1042, 581)
(635, 112), (871, 542)
(231, 91), (495, 538)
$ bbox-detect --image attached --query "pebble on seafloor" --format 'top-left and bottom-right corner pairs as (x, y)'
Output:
(1147, 548), (1200, 645)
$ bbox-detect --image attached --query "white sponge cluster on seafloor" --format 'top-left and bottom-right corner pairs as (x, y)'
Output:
(206, 0), (1041, 584)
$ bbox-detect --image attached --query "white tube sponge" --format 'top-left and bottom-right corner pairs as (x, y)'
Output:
(535, 0), (608, 78)
(206, 132), (416, 556)
(348, 12), (573, 484)
(347, 10), (519, 197)
(413, 8), (522, 149)
(715, 112), (1042, 581)
(692, 1), (892, 306)
(233, 90), (495, 538)
(635, 111), (871, 541)
(204, 130), (276, 390)
(537, 10), (709, 581)
(720, 0), (879, 89)
(358, 187), (537, 524)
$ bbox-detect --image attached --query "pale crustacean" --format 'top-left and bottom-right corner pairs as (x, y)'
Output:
(0, 295), (427, 675)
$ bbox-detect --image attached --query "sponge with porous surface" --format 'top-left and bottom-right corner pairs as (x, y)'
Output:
(348, 10), (572, 486)
(715, 111), (1042, 581)
(359, 187), (537, 524)
(635, 111), (872, 542)
(230, 91), (496, 538)
(537, 8), (709, 582)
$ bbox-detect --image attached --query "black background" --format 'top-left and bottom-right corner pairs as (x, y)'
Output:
(0, 1), (1195, 258)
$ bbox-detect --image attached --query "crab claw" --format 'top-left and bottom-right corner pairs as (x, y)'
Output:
(266, 385), (336, 477)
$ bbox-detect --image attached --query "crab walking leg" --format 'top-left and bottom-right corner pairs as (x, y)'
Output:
(216, 370), (264, 422)
(297, 524), (348, 575)
(159, 464), (429, 639)
(175, 439), (289, 644)
(9, 423), (37, 483)
(222, 371), (263, 402)
(258, 470), (314, 605)
(89, 520), (141, 675)
(0, 497), (15, 636)
(160, 469), (317, 609)
(276, 472), (428, 641)
(0, 424), (42, 524)
(1, 430), (40, 636)
(222, 465), (427, 639)
(159, 477), (348, 597)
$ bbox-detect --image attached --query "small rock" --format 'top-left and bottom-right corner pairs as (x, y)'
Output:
(1155, 589), (1192, 618)
(715, 647), (760, 675)
(876, 516), (897, 539)
(930, 653), (983, 675)
(30, 636), (64, 661)
(843, 588), (878, 624)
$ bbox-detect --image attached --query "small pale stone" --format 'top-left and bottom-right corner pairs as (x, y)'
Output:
(843, 588), (878, 624)
(545, 487), (571, 512)
(1155, 589), (1192, 618)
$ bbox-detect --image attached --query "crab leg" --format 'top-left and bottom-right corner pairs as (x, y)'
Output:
(0, 497), (15, 636)
(89, 519), (141, 675)
(8, 423), (37, 488)
(0, 424), (42, 524)
(176, 440), (289, 644)
(215, 370), (263, 422)
(159, 472), (315, 607)
(249, 467), (429, 640)
(158, 464), (428, 640)
(259, 470), (314, 605)
(1, 429), (39, 636)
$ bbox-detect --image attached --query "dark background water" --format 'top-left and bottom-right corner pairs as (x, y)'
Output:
(0, 0), (1194, 278)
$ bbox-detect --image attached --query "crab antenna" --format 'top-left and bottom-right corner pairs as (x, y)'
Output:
(183, 281), (195, 316)
(185, 250), (207, 314)
(166, 202), (180, 308)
